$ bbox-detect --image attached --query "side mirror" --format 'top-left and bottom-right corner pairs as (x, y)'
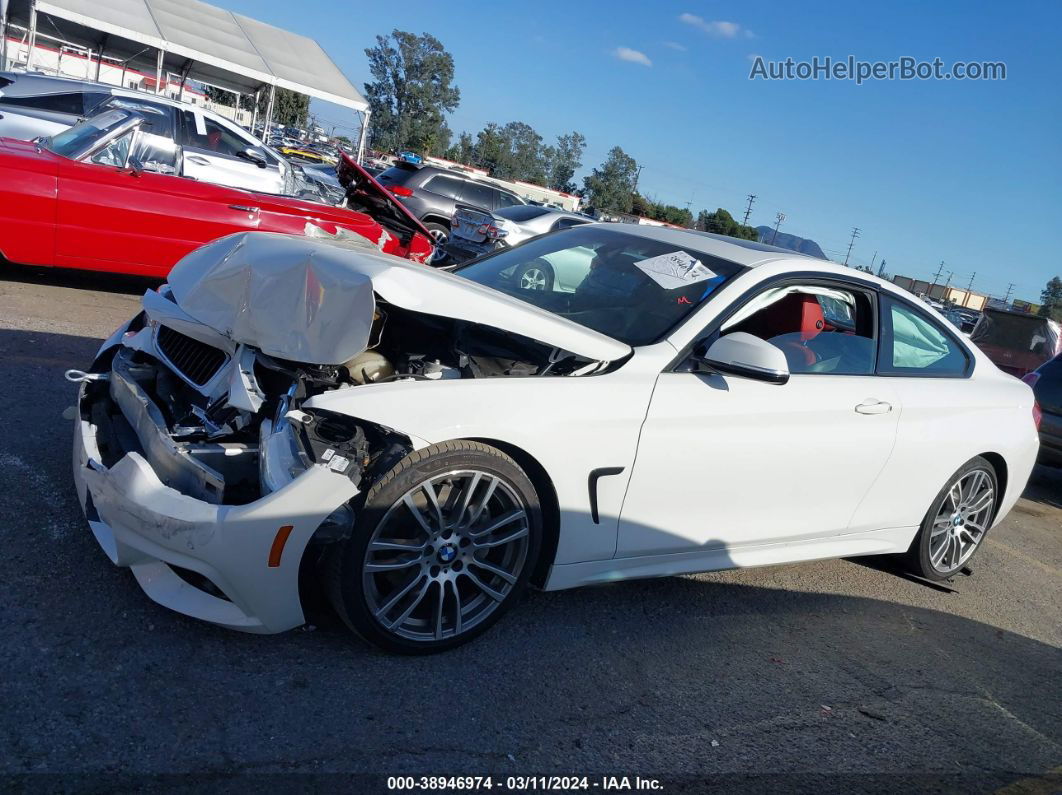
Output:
(124, 156), (145, 177)
(237, 147), (268, 168)
(696, 332), (790, 385)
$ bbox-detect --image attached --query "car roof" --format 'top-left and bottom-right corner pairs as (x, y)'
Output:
(1, 71), (240, 126)
(595, 223), (825, 268)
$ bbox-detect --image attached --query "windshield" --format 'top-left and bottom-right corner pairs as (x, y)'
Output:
(455, 226), (745, 345)
(43, 109), (134, 159)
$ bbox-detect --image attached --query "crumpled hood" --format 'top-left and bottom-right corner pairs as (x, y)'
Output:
(166, 231), (632, 365)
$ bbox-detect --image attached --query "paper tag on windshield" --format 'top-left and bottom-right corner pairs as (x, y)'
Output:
(634, 250), (716, 290)
(192, 109), (207, 136)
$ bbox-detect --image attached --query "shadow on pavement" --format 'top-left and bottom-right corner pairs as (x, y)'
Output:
(0, 259), (162, 296)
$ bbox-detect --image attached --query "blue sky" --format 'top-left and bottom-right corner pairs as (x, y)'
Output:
(223, 0), (1061, 303)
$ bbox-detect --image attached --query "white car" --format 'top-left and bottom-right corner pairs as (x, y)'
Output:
(0, 72), (291, 195)
(71, 224), (1040, 652)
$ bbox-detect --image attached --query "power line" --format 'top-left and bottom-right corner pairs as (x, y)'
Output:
(742, 194), (756, 226)
(843, 227), (861, 267)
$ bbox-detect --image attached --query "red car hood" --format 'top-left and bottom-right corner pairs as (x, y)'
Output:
(337, 153), (434, 241)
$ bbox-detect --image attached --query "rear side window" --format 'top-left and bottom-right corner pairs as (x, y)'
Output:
(425, 175), (494, 208)
(879, 296), (970, 377)
(493, 190), (522, 209)
(375, 163), (420, 185)
(0, 92), (84, 114)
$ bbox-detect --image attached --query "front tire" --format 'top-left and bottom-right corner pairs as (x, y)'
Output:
(904, 456), (998, 581)
(327, 441), (542, 653)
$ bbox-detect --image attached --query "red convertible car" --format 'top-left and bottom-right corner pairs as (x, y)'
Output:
(0, 108), (434, 277)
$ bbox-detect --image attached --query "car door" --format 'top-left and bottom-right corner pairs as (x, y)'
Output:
(177, 109), (283, 194)
(54, 128), (262, 276)
(844, 293), (980, 532)
(616, 278), (901, 558)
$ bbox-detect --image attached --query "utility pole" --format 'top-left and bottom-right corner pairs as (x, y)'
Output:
(633, 165), (644, 194)
(964, 272), (976, 307)
(928, 260), (945, 299)
(1003, 283), (1016, 306)
(877, 259), (887, 278)
(869, 251), (878, 272)
(770, 212), (786, 245)
(742, 194), (756, 226)
(843, 227), (861, 267)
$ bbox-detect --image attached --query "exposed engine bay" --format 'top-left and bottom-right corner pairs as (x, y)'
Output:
(80, 289), (606, 521)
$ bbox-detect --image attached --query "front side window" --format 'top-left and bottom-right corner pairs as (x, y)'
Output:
(722, 283), (876, 375)
(879, 296), (970, 376)
(181, 111), (250, 158)
(43, 110), (135, 159)
(456, 226), (744, 346)
(89, 129), (134, 167)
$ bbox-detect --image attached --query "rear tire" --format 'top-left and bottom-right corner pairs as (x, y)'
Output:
(513, 259), (554, 291)
(904, 456), (998, 581)
(327, 440), (542, 654)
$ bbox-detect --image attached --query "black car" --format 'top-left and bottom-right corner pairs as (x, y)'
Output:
(374, 163), (525, 248)
(1025, 354), (1062, 466)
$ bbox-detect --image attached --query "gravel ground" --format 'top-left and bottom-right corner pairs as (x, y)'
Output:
(0, 264), (1059, 792)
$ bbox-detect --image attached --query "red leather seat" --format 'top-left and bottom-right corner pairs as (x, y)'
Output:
(733, 293), (826, 367)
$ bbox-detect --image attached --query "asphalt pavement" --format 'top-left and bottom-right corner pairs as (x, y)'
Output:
(0, 263), (1059, 792)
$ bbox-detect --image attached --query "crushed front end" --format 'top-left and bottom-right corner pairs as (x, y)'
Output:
(70, 306), (405, 632)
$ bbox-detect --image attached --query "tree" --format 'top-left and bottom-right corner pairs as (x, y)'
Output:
(1039, 276), (1062, 322)
(363, 30), (460, 155)
(582, 146), (638, 213)
(444, 131), (475, 164)
(546, 132), (586, 192)
(699, 208), (758, 240)
(204, 86), (310, 129)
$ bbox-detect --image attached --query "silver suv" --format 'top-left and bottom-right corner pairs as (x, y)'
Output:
(0, 71), (291, 194)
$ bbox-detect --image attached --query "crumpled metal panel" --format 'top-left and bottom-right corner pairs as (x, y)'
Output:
(167, 231), (633, 366)
(167, 232), (377, 366)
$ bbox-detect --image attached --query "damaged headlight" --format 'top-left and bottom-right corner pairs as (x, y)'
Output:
(259, 393), (312, 493)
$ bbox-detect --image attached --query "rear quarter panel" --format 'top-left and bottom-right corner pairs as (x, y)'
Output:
(849, 364), (1039, 534)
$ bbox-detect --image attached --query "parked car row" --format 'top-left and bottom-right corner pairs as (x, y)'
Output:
(374, 162), (528, 248)
(0, 108), (433, 277)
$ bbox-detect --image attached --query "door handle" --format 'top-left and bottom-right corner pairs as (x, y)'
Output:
(187, 155), (210, 165)
(228, 204), (259, 213)
(855, 399), (892, 415)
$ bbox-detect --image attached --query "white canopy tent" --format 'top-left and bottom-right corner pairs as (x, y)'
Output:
(0, 0), (371, 158)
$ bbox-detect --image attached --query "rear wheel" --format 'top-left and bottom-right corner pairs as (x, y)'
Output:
(905, 456), (998, 580)
(327, 441), (542, 653)
(513, 259), (554, 291)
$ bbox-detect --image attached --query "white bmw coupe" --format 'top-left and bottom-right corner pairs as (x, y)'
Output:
(72, 224), (1040, 652)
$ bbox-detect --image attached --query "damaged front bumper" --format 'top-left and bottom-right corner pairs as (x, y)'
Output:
(71, 356), (360, 634)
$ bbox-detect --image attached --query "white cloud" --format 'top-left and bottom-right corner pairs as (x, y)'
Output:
(663, 41), (687, 51)
(679, 13), (743, 38)
(746, 52), (762, 62)
(613, 47), (652, 67)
